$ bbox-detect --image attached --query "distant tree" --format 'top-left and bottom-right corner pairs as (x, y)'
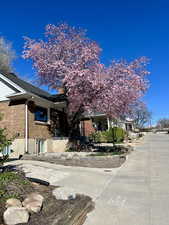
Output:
(157, 118), (169, 129)
(132, 104), (152, 128)
(0, 37), (15, 75)
(23, 23), (149, 146)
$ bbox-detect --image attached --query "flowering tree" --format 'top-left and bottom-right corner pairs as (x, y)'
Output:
(23, 23), (149, 143)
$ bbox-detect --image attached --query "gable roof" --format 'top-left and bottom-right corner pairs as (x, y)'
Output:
(2, 73), (53, 100)
(1, 73), (67, 103)
(0, 76), (20, 93)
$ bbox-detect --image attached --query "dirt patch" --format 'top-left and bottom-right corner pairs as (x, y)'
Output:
(0, 170), (34, 224)
(0, 169), (94, 225)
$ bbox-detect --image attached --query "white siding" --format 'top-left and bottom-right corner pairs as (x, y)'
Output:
(0, 80), (16, 101)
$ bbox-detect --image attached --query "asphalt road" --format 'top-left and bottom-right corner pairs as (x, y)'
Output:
(8, 133), (169, 225)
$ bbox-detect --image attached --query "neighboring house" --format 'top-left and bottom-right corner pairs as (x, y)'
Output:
(80, 113), (134, 137)
(80, 113), (108, 136)
(0, 73), (68, 158)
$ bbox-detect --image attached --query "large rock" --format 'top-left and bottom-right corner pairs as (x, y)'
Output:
(128, 131), (139, 140)
(3, 207), (29, 225)
(53, 187), (77, 200)
(6, 198), (22, 208)
(25, 192), (44, 202)
(22, 192), (44, 213)
(23, 200), (42, 213)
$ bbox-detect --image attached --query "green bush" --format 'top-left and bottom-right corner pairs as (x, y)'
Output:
(90, 131), (102, 142)
(0, 128), (12, 166)
(90, 127), (126, 143)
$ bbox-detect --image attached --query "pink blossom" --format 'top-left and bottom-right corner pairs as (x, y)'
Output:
(23, 23), (149, 121)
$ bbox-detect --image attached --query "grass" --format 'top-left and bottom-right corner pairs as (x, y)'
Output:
(0, 171), (29, 185)
(0, 171), (31, 202)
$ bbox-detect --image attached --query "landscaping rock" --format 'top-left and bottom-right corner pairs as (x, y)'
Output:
(6, 198), (22, 208)
(128, 131), (139, 140)
(65, 154), (73, 160)
(22, 192), (44, 213)
(53, 187), (77, 200)
(23, 200), (42, 213)
(25, 192), (44, 202)
(0, 170), (94, 225)
(3, 207), (29, 225)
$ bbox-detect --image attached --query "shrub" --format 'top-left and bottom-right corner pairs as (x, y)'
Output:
(90, 127), (126, 143)
(0, 128), (12, 166)
(90, 131), (102, 142)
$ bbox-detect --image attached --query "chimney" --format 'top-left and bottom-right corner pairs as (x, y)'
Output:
(58, 87), (65, 94)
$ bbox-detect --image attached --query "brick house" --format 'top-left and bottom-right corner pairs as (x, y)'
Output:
(0, 73), (134, 157)
(0, 73), (68, 157)
(80, 113), (134, 137)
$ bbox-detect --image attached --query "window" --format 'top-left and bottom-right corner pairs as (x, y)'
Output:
(2, 145), (11, 155)
(36, 139), (46, 154)
(35, 106), (48, 123)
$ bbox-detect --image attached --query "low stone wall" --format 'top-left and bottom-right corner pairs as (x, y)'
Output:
(22, 152), (126, 168)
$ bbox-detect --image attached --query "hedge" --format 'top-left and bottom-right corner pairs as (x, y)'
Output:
(90, 127), (126, 143)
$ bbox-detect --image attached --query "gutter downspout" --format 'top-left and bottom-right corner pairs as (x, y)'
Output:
(107, 117), (111, 130)
(25, 100), (29, 154)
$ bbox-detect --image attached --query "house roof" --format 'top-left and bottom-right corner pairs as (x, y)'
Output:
(2, 73), (67, 103)
(49, 94), (67, 102)
(3, 73), (52, 100)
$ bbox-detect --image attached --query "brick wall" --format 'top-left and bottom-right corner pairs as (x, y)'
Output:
(0, 101), (53, 140)
(0, 101), (25, 138)
(28, 102), (52, 139)
(81, 119), (95, 136)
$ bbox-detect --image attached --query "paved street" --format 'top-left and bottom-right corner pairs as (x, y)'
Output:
(8, 133), (169, 225)
(85, 133), (169, 225)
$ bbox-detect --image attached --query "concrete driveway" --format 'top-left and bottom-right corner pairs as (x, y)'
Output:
(7, 133), (169, 225)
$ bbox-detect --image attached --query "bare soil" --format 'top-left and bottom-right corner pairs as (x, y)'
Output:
(0, 169), (94, 225)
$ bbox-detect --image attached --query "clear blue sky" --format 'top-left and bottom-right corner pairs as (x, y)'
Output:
(0, 0), (169, 124)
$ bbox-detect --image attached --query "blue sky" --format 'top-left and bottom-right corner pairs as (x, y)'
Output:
(0, 0), (169, 124)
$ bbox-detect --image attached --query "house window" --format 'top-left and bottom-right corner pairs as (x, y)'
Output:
(35, 106), (48, 123)
(125, 123), (132, 131)
(36, 139), (46, 154)
(2, 145), (11, 155)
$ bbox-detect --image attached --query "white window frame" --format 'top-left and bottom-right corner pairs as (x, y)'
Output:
(34, 106), (50, 125)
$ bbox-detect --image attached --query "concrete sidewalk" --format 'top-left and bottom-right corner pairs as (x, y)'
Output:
(7, 134), (169, 225)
